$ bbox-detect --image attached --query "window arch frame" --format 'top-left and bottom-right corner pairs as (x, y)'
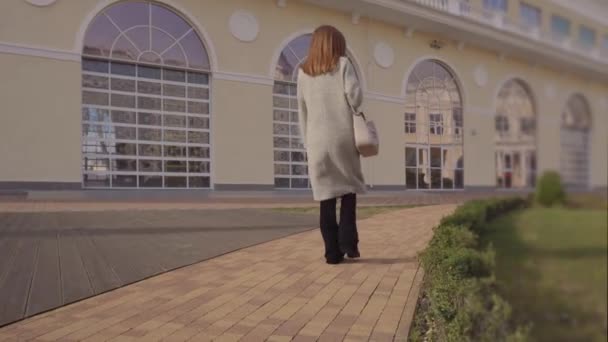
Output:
(402, 57), (466, 191)
(560, 92), (592, 188)
(493, 77), (538, 189)
(80, 0), (214, 189)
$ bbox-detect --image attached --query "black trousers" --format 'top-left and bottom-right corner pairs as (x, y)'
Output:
(319, 193), (359, 261)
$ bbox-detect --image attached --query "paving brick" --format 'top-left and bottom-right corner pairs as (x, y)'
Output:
(0, 205), (456, 341)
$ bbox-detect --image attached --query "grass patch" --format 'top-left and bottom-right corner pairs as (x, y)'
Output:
(483, 207), (608, 342)
(272, 205), (420, 220)
(565, 193), (608, 211)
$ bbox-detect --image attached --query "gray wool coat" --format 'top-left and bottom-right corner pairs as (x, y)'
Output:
(297, 57), (367, 201)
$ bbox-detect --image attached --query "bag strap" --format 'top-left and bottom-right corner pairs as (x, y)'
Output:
(342, 60), (366, 121)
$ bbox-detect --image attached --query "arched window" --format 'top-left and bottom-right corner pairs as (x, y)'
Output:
(272, 34), (361, 189)
(81, 1), (211, 188)
(404, 60), (464, 190)
(561, 94), (591, 187)
(495, 79), (537, 188)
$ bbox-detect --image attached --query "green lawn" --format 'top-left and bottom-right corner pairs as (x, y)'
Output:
(484, 207), (608, 342)
(272, 205), (419, 220)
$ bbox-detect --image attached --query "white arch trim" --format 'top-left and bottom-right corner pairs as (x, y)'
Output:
(268, 28), (368, 91)
(400, 55), (467, 108)
(561, 91), (593, 126)
(73, 0), (219, 72)
(492, 74), (538, 117)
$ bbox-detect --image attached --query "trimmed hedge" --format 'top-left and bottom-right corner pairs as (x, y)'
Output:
(535, 171), (565, 207)
(409, 198), (529, 342)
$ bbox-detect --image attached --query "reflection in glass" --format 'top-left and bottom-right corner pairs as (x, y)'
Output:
(404, 60), (463, 190)
(560, 94), (591, 187)
(495, 79), (536, 188)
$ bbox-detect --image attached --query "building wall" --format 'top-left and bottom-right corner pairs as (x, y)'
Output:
(0, 0), (606, 190)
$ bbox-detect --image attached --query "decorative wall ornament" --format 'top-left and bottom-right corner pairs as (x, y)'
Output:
(25, 0), (57, 6)
(229, 11), (259, 42)
(373, 41), (394, 68)
(473, 65), (488, 87)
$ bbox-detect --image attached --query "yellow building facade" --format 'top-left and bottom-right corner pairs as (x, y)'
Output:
(0, 0), (606, 192)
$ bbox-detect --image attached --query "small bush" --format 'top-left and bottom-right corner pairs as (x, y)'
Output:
(535, 171), (565, 206)
(410, 198), (528, 341)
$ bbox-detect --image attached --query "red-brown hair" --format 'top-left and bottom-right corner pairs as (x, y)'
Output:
(301, 25), (346, 77)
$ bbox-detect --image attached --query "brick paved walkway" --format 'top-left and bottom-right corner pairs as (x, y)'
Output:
(0, 205), (456, 341)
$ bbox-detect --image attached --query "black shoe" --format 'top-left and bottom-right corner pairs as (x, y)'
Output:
(346, 248), (360, 259)
(326, 254), (344, 265)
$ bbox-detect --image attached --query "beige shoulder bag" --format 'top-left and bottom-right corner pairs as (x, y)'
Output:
(347, 101), (379, 157)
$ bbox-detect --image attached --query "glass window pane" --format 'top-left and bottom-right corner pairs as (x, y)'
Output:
(139, 176), (162, 187)
(164, 114), (186, 128)
(83, 75), (109, 89)
(189, 176), (210, 188)
(165, 176), (187, 187)
(138, 65), (161, 79)
(138, 81), (162, 95)
(431, 169), (442, 189)
(291, 152), (306, 162)
(291, 178), (309, 189)
(181, 30), (210, 70)
(83, 15), (119, 57)
(188, 101), (208, 114)
(520, 3), (541, 29)
(430, 147), (442, 168)
(188, 87), (209, 99)
(84, 174), (110, 187)
(273, 123), (289, 135)
(111, 62), (136, 76)
(164, 84), (186, 98)
(188, 72), (209, 85)
(406, 147), (417, 167)
(139, 128), (162, 141)
(188, 131), (209, 144)
(189, 146), (210, 158)
(83, 59), (109, 73)
(274, 178), (290, 188)
(112, 175), (137, 187)
(165, 130), (187, 142)
(114, 159), (137, 171)
(164, 99), (186, 113)
(274, 164), (290, 175)
(164, 69), (186, 82)
(165, 161), (187, 173)
(83, 91), (109, 106)
(551, 15), (570, 40)
(188, 117), (209, 129)
(139, 160), (162, 172)
(111, 78), (135, 92)
(105, 2), (149, 30)
(274, 151), (290, 162)
(138, 96), (162, 110)
(137, 112), (159, 126)
(406, 168), (417, 189)
(111, 94), (136, 108)
(274, 137), (290, 148)
(151, 4), (191, 39)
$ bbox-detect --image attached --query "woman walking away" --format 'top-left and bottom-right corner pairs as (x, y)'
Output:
(297, 25), (367, 265)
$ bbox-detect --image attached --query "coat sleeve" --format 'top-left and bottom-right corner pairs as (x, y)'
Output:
(343, 59), (363, 113)
(296, 72), (308, 147)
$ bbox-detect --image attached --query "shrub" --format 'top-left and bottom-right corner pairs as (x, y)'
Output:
(410, 198), (529, 341)
(535, 171), (565, 207)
